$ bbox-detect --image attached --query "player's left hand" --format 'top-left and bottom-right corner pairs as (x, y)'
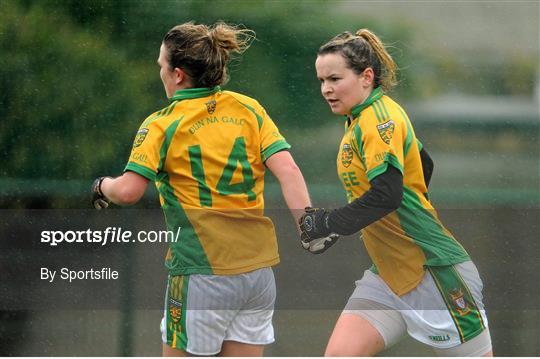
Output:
(299, 207), (332, 241)
(92, 177), (110, 210)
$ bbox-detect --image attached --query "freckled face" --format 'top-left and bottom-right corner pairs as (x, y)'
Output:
(315, 53), (371, 116)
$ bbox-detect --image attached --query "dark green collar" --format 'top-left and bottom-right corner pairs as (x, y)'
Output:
(350, 86), (383, 119)
(170, 86), (221, 102)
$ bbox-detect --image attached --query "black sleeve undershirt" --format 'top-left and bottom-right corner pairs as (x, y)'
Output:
(327, 165), (403, 236)
(326, 148), (434, 236)
(420, 147), (434, 188)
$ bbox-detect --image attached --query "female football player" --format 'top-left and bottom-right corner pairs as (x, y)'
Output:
(91, 22), (320, 357)
(299, 28), (493, 356)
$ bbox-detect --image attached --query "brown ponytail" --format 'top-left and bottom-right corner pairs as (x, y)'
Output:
(355, 29), (397, 92)
(163, 21), (255, 88)
(318, 28), (398, 92)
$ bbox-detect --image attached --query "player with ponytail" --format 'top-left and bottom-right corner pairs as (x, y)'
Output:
(92, 22), (314, 356)
(300, 29), (493, 356)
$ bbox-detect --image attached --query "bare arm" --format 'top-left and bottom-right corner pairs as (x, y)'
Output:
(265, 151), (311, 229)
(100, 171), (150, 206)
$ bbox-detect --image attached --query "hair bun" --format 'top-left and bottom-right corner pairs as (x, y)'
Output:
(163, 21), (255, 88)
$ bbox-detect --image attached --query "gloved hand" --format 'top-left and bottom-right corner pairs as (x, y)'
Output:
(91, 177), (110, 210)
(299, 207), (338, 254)
(300, 233), (339, 254)
(299, 207), (332, 240)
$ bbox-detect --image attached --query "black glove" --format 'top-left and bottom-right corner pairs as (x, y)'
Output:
(92, 177), (110, 210)
(299, 207), (339, 254)
(299, 207), (332, 240)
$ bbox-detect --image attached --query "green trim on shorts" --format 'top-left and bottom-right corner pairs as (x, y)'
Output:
(166, 275), (190, 350)
(451, 266), (487, 331)
(428, 265), (485, 343)
(179, 275), (190, 350)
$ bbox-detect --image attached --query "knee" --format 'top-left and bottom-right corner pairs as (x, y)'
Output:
(324, 312), (386, 356)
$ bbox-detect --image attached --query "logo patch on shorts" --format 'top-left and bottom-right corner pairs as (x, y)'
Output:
(341, 143), (353, 168)
(449, 288), (470, 316)
(133, 128), (149, 148)
(169, 297), (183, 325)
(376, 120), (394, 145)
(205, 99), (217, 114)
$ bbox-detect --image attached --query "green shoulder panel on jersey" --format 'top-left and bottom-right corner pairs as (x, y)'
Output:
(396, 106), (415, 156)
(377, 98), (391, 117)
(158, 116), (184, 172)
(239, 101), (263, 129)
(365, 98), (409, 180)
(157, 172), (213, 275)
(141, 101), (179, 128)
(372, 100), (387, 123)
(393, 101), (422, 153)
(378, 97), (419, 157)
(261, 140), (291, 162)
(351, 123), (367, 169)
(396, 186), (470, 266)
(224, 91), (265, 129)
(165, 101), (179, 116)
(124, 115), (184, 181)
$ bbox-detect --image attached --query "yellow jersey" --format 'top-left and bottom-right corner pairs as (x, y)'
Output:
(337, 87), (470, 295)
(125, 86), (290, 275)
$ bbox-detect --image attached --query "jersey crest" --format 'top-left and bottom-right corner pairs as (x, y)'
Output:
(205, 99), (217, 114)
(133, 128), (149, 147)
(377, 120), (395, 145)
(169, 297), (182, 324)
(341, 143), (353, 168)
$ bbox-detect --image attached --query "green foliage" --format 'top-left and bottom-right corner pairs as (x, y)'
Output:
(1, 0), (416, 183)
(0, 1), (160, 180)
(2, 0), (536, 190)
(415, 50), (538, 97)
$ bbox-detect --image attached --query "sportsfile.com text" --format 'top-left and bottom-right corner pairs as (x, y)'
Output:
(40, 227), (181, 246)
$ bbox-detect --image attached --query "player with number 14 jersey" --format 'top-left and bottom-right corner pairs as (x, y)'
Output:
(126, 86), (290, 276)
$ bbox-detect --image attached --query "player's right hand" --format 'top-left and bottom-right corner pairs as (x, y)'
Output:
(91, 177), (110, 210)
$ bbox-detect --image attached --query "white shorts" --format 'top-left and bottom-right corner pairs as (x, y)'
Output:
(160, 267), (276, 356)
(344, 261), (491, 352)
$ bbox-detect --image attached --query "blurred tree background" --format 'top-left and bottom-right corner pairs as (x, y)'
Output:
(1, 0), (537, 208)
